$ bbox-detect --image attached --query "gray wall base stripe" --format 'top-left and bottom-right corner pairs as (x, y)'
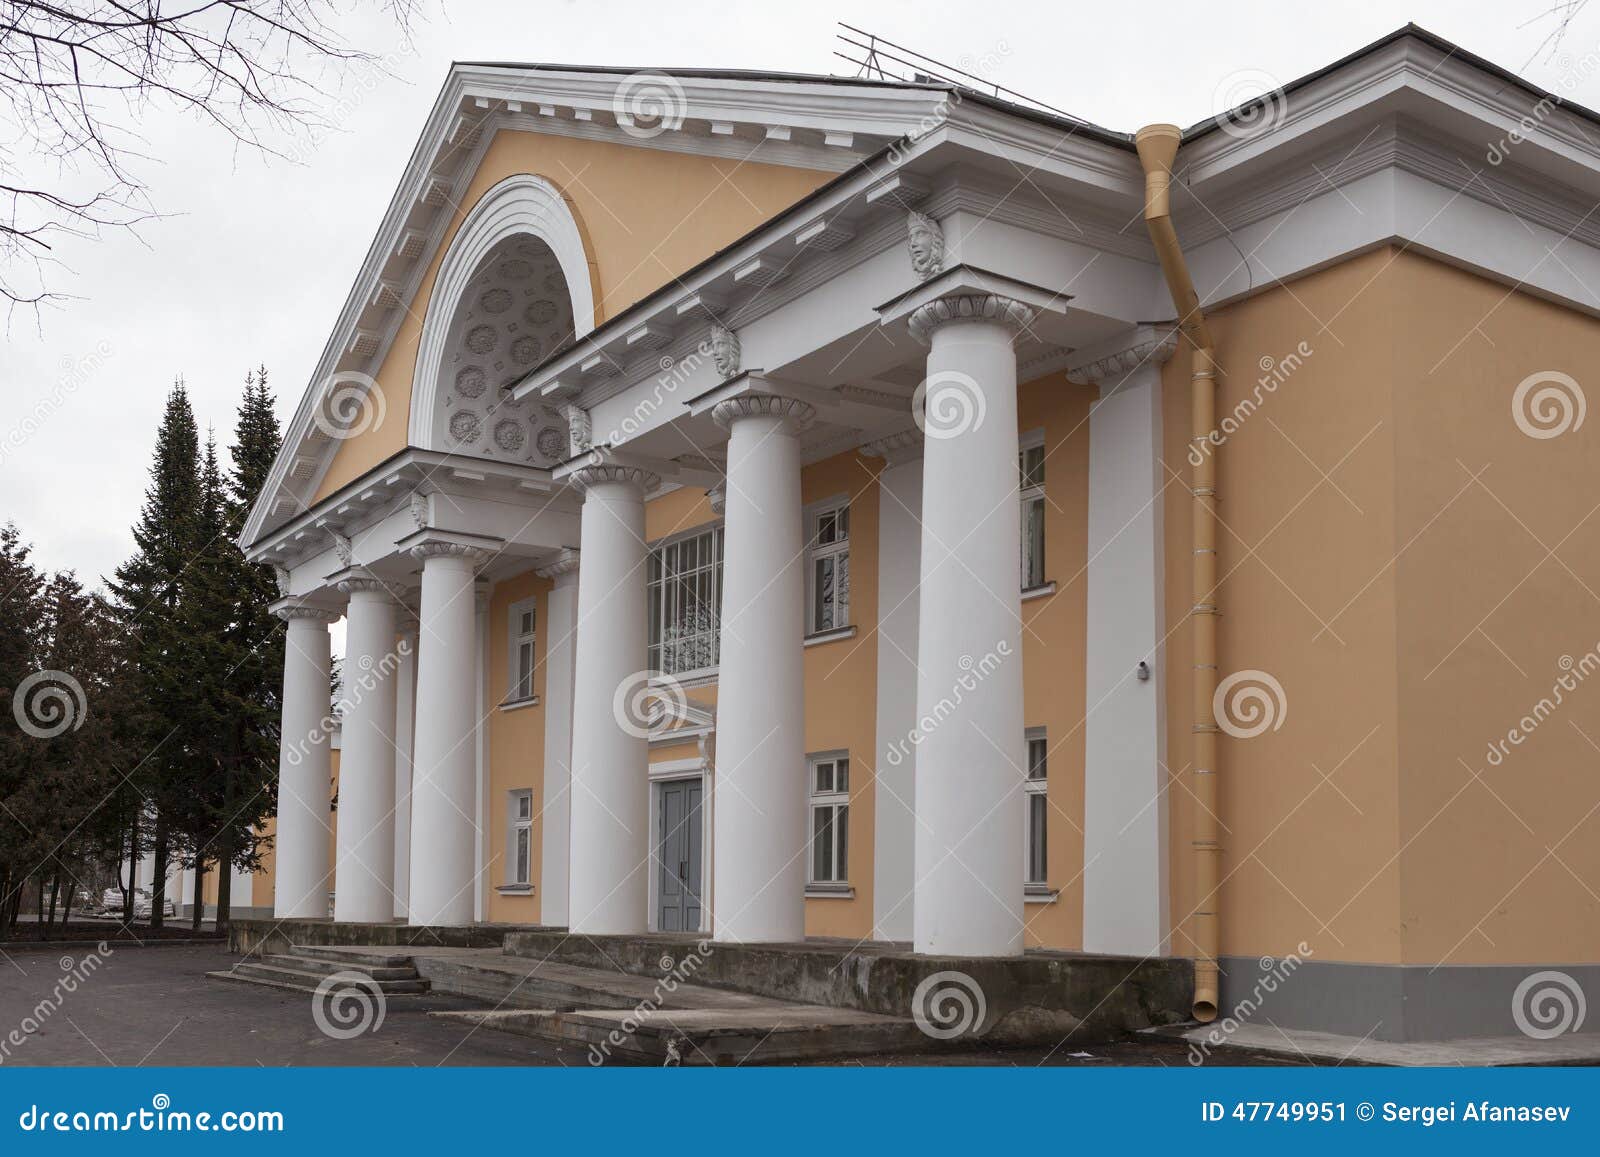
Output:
(1217, 955), (1600, 1041)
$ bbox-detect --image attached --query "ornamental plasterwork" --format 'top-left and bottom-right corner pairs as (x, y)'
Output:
(907, 292), (1035, 344)
(271, 565), (291, 596)
(331, 532), (354, 567)
(907, 210), (945, 280)
(564, 404), (592, 456)
(1067, 330), (1179, 383)
(709, 324), (741, 380)
(409, 491), (430, 531)
(437, 236), (575, 467)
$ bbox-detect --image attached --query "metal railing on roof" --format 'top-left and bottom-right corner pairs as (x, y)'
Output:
(832, 23), (1090, 126)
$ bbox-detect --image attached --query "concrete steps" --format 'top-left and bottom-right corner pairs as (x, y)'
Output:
(207, 944), (430, 997)
(428, 1005), (928, 1065)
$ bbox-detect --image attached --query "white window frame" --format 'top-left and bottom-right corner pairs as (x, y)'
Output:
(507, 596), (537, 704)
(807, 751), (851, 891)
(1020, 429), (1047, 592)
(805, 496), (851, 636)
(1024, 728), (1049, 890)
(648, 524), (724, 678)
(506, 788), (533, 887)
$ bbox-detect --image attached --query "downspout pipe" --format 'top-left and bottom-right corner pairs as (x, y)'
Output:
(1135, 123), (1220, 1024)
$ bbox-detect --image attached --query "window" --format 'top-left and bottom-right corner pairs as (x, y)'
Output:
(808, 753), (850, 887)
(1024, 730), (1048, 887)
(648, 526), (723, 676)
(806, 500), (851, 634)
(1020, 433), (1046, 590)
(507, 597), (537, 702)
(508, 789), (533, 886)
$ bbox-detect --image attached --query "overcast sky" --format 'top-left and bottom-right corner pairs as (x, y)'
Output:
(1, 0), (1589, 594)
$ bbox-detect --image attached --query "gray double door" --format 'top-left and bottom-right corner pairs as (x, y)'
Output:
(656, 779), (704, 932)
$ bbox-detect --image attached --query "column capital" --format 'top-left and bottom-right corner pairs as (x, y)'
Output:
(711, 393), (816, 433)
(860, 426), (924, 465)
(908, 292), (1037, 344)
(876, 263), (1067, 346)
(412, 540), (489, 564)
(1066, 325), (1178, 385)
(566, 460), (661, 495)
(536, 546), (581, 582)
(400, 530), (499, 567)
(272, 598), (340, 624)
(334, 568), (408, 599)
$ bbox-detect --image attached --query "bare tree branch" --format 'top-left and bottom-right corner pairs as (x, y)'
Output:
(0, 0), (422, 313)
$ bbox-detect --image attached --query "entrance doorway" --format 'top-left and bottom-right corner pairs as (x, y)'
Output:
(656, 779), (704, 932)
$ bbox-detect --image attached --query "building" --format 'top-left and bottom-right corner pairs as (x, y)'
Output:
(240, 26), (1600, 1042)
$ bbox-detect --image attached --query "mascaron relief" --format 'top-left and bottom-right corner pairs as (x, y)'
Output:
(709, 324), (741, 380)
(907, 210), (945, 280)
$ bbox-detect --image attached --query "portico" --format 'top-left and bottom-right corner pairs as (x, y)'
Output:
(242, 59), (1175, 967)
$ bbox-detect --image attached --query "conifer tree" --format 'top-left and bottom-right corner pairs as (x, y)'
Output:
(107, 380), (203, 928)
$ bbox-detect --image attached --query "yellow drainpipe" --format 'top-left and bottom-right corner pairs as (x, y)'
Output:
(1134, 123), (1220, 1023)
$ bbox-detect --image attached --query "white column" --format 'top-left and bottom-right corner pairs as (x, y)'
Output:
(1077, 330), (1173, 956)
(566, 465), (655, 935)
(392, 619), (418, 920)
(712, 393), (813, 943)
(473, 585), (489, 923)
(332, 576), (401, 923)
(273, 603), (339, 919)
(407, 541), (487, 926)
(909, 294), (1034, 957)
(868, 433), (924, 942)
(538, 549), (580, 927)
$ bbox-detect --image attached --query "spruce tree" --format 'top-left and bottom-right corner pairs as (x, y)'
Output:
(107, 380), (203, 928)
(0, 524), (44, 937)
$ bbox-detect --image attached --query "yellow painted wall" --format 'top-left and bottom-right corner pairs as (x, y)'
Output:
(1388, 251), (1600, 966)
(485, 569), (551, 925)
(1018, 372), (1094, 948)
(1162, 247), (1406, 967)
(311, 133), (831, 502)
(800, 451), (882, 940)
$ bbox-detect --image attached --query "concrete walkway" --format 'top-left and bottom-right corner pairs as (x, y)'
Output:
(1156, 1022), (1600, 1065)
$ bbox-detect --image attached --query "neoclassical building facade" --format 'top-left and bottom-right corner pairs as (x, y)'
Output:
(243, 27), (1600, 1039)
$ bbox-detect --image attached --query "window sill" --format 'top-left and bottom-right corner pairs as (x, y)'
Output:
(498, 695), (539, 712)
(1021, 581), (1057, 603)
(805, 884), (855, 899)
(803, 625), (856, 648)
(496, 884), (534, 896)
(1024, 885), (1059, 905)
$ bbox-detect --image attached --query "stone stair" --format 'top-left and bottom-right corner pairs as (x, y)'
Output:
(207, 944), (430, 996)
